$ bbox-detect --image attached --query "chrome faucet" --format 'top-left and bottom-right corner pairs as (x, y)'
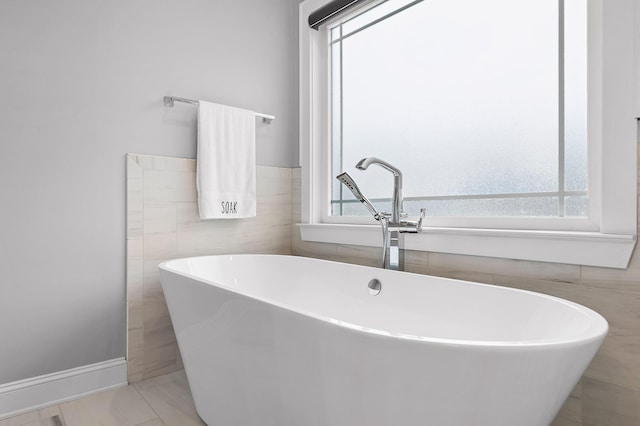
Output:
(337, 157), (425, 270)
(355, 157), (403, 225)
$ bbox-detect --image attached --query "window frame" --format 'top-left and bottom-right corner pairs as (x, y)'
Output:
(329, 0), (588, 223)
(298, 0), (638, 268)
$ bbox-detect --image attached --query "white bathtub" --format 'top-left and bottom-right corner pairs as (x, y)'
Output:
(159, 254), (607, 426)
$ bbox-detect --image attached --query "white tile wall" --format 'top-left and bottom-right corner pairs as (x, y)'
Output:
(126, 154), (292, 382)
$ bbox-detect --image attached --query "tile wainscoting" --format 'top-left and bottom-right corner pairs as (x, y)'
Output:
(126, 154), (292, 383)
(125, 157), (638, 424)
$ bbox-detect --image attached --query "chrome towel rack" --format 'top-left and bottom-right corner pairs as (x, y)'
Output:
(164, 96), (275, 124)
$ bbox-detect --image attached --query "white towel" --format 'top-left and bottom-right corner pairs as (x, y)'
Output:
(197, 101), (256, 219)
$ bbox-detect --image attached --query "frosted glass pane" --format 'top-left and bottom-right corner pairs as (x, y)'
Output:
(331, 42), (343, 214)
(565, 195), (588, 217)
(339, 0), (558, 203)
(331, 26), (341, 42)
(564, 0), (588, 192)
(335, 199), (393, 217)
(331, 0), (588, 218)
(334, 196), (562, 218)
(406, 197), (560, 217)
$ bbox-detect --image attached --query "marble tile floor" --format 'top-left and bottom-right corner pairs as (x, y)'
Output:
(0, 370), (205, 426)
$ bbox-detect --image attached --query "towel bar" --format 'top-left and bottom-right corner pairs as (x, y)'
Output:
(164, 96), (275, 124)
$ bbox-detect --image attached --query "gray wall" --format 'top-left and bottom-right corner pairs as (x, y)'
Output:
(0, 0), (299, 384)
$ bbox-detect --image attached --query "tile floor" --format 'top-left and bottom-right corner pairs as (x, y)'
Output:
(0, 371), (204, 426)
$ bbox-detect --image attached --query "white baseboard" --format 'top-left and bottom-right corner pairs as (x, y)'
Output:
(0, 358), (127, 420)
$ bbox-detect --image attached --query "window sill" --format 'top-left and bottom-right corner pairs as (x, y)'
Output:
(298, 223), (637, 269)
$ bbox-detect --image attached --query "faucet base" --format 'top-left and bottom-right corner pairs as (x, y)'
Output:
(383, 229), (404, 271)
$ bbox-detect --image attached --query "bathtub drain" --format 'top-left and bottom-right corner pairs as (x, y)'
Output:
(368, 279), (382, 296)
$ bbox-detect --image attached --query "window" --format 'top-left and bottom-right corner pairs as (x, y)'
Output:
(331, 0), (588, 220)
(299, 0), (637, 268)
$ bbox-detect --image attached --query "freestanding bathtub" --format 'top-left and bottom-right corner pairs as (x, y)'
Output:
(159, 254), (607, 426)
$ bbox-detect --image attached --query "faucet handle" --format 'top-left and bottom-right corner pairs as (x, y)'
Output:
(417, 208), (426, 231)
(399, 208), (426, 233)
(375, 211), (392, 222)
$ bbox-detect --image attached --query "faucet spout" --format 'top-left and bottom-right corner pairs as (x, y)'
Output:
(355, 157), (403, 225)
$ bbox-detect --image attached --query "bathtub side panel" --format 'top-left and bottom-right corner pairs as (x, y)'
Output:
(160, 270), (322, 425)
(160, 268), (597, 426)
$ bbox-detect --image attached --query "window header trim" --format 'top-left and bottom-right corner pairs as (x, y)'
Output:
(308, 0), (365, 30)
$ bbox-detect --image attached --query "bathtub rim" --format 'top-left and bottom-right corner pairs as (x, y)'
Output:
(158, 254), (609, 349)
